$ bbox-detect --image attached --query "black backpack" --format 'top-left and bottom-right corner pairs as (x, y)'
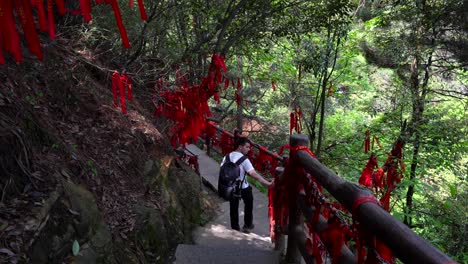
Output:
(218, 154), (248, 200)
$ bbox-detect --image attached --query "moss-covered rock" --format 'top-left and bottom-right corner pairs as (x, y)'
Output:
(28, 158), (206, 264)
(28, 181), (106, 263)
(133, 205), (169, 263)
(63, 180), (101, 238)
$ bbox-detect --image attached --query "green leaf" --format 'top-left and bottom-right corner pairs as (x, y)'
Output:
(443, 201), (453, 209)
(72, 240), (80, 256)
(448, 184), (457, 197)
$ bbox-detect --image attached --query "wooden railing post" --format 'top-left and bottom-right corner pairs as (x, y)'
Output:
(285, 135), (307, 264)
(285, 195), (302, 264)
(273, 167), (286, 253)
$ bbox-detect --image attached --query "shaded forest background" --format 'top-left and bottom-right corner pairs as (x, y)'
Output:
(0, 0), (466, 263)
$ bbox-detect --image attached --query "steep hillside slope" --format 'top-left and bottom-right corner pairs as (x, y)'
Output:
(0, 39), (218, 264)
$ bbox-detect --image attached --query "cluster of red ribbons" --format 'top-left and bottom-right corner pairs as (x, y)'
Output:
(363, 130), (384, 154)
(252, 146), (277, 176)
(358, 135), (405, 263)
(111, 71), (132, 114)
(359, 138), (405, 211)
(289, 107), (303, 135)
(0, 0), (49, 63)
(0, 0), (147, 64)
(220, 131), (234, 154)
(268, 144), (396, 263)
(154, 54), (228, 146)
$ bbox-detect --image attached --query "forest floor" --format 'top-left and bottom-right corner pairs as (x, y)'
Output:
(0, 39), (222, 263)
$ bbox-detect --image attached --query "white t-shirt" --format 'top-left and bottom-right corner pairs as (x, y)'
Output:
(220, 151), (254, 189)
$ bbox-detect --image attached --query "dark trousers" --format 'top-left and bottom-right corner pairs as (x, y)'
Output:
(229, 186), (253, 230)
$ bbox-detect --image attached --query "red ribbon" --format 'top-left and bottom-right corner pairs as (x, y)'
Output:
(156, 54), (227, 146)
(54, 0), (66, 15)
(14, 0), (43, 60)
(358, 155), (378, 188)
(137, 0), (147, 20)
(109, 0), (130, 48)
(289, 108), (303, 135)
(320, 218), (345, 264)
(352, 194), (380, 218)
(121, 74), (132, 100)
(47, 0), (56, 38)
(364, 130), (370, 153)
(0, 0), (22, 62)
(32, 0), (47, 32)
(79, 0), (92, 22)
(0, 36), (4, 64)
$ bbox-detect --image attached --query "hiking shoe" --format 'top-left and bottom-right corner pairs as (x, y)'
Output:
(242, 224), (255, 233)
(232, 226), (240, 231)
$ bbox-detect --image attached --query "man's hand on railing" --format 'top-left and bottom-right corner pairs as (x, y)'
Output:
(248, 170), (272, 187)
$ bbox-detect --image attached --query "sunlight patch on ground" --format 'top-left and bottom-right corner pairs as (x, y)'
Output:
(202, 224), (271, 244)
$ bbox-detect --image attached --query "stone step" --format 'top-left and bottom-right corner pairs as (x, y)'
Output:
(174, 244), (281, 264)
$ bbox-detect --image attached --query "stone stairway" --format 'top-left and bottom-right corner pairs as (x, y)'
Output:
(173, 144), (281, 264)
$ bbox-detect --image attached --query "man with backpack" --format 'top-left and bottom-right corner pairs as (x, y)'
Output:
(219, 137), (272, 233)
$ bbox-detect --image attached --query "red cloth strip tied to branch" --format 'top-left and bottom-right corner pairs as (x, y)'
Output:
(268, 167), (289, 243)
(253, 146), (274, 174)
(54, 0), (66, 15)
(109, 0), (130, 48)
(289, 107), (303, 135)
(364, 130), (371, 153)
(121, 73), (133, 100)
(111, 71), (133, 114)
(14, 0), (43, 60)
(32, 0), (48, 31)
(47, 0), (56, 38)
(359, 138), (405, 212)
(358, 154), (379, 189)
(137, 0), (147, 20)
(220, 131), (233, 155)
(79, 0), (92, 22)
(0, 0), (22, 62)
(154, 54), (228, 147)
(1, 0), (148, 65)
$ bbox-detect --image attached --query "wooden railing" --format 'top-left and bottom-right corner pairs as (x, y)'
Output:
(286, 134), (455, 264)
(195, 123), (457, 264)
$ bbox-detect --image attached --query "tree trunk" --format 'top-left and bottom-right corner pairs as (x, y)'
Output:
(316, 78), (328, 158)
(404, 49), (432, 226)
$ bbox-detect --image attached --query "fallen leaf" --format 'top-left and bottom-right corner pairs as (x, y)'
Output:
(72, 240), (80, 256)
